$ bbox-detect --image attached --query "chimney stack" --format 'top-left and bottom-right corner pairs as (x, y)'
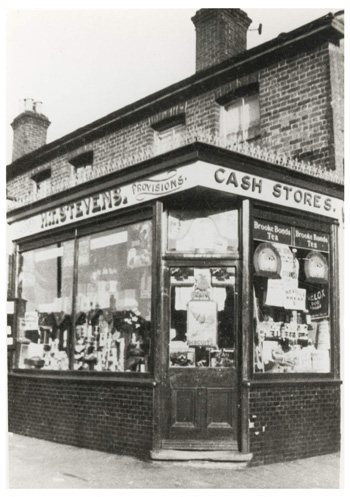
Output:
(192, 9), (252, 72)
(11, 98), (51, 162)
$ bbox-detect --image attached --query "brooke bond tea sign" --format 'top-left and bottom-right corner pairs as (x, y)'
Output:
(253, 219), (292, 245)
(294, 228), (329, 252)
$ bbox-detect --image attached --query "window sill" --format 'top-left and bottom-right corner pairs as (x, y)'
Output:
(242, 377), (342, 388)
(9, 369), (157, 387)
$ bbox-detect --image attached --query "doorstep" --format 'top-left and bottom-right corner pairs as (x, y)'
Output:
(150, 449), (253, 463)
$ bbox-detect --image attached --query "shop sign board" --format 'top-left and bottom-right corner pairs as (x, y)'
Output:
(294, 228), (329, 252)
(9, 161), (343, 241)
(253, 219), (292, 245)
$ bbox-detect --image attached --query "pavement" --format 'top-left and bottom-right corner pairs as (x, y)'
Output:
(6, 432), (343, 489)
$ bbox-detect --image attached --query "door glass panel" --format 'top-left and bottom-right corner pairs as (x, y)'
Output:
(169, 267), (235, 368)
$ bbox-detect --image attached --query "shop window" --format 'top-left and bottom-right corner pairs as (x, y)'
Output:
(32, 169), (51, 198)
(221, 94), (260, 144)
(69, 151), (94, 182)
(14, 219), (152, 373)
(74, 220), (152, 372)
(17, 241), (74, 370)
(253, 218), (331, 374)
(167, 208), (239, 255)
(169, 267), (236, 368)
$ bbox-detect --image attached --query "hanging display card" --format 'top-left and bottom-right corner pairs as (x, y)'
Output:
(34, 247), (63, 263)
(127, 221), (152, 268)
(140, 269), (152, 299)
(284, 288), (306, 310)
(63, 242), (74, 268)
(79, 238), (90, 266)
(253, 219), (292, 245)
(91, 231), (127, 250)
(187, 300), (217, 347)
(24, 311), (39, 331)
(265, 279), (285, 307)
(294, 228), (329, 252)
(97, 281), (111, 309)
(265, 279), (306, 310)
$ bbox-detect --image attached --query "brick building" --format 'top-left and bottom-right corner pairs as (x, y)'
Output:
(7, 9), (344, 466)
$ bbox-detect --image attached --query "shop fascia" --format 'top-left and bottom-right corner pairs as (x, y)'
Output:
(10, 161), (343, 240)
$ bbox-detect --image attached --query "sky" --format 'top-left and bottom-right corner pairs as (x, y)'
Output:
(5, 2), (344, 164)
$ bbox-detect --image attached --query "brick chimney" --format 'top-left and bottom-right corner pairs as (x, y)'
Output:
(11, 98), (51, 162)
(192, 9), (252, 72)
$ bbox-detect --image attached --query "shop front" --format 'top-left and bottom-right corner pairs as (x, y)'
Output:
(7, 148), (343, 463)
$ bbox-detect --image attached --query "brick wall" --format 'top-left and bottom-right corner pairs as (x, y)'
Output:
(259, 43), (338, 172)
(248, 383), (341, 466)
(328, 39), (344, 175)
(8, 375), (154, 459)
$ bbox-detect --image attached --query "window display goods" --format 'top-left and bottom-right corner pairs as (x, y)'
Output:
(17, 221), (152, 372)
(253, 219), (331, 373)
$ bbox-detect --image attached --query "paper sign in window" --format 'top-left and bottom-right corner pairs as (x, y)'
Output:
(90, 231), (127, 250)
(34, 247), (63, 262)
(187, 300), (217, 347)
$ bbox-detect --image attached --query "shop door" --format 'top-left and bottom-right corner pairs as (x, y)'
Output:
(161, 265), (238, 447)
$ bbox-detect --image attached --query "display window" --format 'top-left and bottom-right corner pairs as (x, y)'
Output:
(15, 219), (152, 373)
(253, 218), (331, 374)
(17, 241), (74, 370)
(74, 221), (152, 372)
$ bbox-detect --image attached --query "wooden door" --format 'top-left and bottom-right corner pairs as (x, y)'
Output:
(161, 265), (238, 447)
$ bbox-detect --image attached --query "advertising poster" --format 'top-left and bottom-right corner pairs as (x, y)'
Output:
(187, 300), (217, 347)
(307, 286), (329, 318)
(127, 221), (152, 268)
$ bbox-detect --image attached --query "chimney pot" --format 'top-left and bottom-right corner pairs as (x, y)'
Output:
(34, 101), (43, 114)
(24, 98), (34, 112)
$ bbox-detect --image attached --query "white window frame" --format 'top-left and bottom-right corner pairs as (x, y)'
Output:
(32, 170), (51, 198)
(155, 123), (186, 154)
(221, 94), (260, 144)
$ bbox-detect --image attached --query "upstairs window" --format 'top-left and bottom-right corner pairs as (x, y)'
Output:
(69, 151), (94, 182)
(151, 114), (186, 155)
(218, 84), (260, 144)
(222, 94), (260, 143)
(32, 169), (51, 198)
(155, 123), (186, 154)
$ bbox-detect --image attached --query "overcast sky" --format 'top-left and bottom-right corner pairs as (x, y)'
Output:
(6, 3), (344, 164)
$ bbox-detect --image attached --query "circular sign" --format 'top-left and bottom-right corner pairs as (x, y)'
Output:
(253, 243), (281, 278)
(304, 251), (328, 283)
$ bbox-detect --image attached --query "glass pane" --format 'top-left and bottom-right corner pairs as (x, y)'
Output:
(75, 220), (152, 372)
(253, 221), (331, 374)
(169, 267), (236, 368)
(245, 94), (260, 127)
(17, 241), (74, 370)
(168, 208), (238, 254)
(225, 100), (242, 134)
